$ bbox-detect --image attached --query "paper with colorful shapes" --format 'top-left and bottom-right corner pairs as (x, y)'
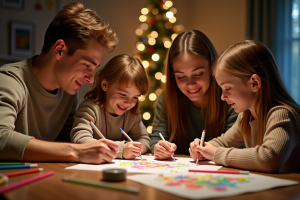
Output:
(127, 173), (298, 199)
(65, 155), (222, 173)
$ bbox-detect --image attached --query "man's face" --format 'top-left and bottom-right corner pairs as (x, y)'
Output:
(55, 38), (104, 95)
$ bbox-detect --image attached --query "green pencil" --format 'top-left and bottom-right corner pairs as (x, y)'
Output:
(0, 162), (29, 166)
(62, 177), (139, 193)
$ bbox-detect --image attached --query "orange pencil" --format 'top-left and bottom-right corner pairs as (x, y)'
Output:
(0, 168), (43, 178)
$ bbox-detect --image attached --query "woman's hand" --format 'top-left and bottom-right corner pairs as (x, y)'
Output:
(123, 142), (143, 159)
(154, 140), (177, 160)
(189, 138), (206, 161)
(195, 142), (217, 161)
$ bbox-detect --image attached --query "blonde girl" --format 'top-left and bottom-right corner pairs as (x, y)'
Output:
(192, 40), (300, 173)
(151, 30), (238, 159)
(71, 54), (150, 160)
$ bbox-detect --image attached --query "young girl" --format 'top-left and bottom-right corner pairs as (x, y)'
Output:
(191, 40), (300, 173)
(71, 54), (150, 160)
(151, 30), (238, 159)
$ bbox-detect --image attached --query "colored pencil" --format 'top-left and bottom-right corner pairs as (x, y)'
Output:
(189, 169), (250, 175)
(0, 168), (43, 178)
(0, 171), (54, 194)
(0, 164), (38, 170)
(0, 163), (29, 166)
(158, 133), (176, 161)
(119, 128), (142, 160)
(196, 130), (206, 165)
(89, 121), (105, 139)
(63, 177), (139, 193)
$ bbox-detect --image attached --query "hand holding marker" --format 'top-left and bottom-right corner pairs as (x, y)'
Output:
(196, 130), (206, 165)
(158, 133), (176, 161)
(119, 128), (142, 159)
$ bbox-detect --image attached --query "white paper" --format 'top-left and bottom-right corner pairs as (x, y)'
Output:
(65, 155), (222, 174)
(127, 172), (298, 199)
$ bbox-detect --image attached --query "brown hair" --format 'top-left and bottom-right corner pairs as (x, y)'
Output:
(157, 30), (228, 151)
(41, 2), (118, 55)
(85, 54), (149, 114)
(213, 40), (300, 145)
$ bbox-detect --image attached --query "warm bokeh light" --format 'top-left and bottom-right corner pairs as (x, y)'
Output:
(169, 16), (176, 23)
(142, 60), (149, 68)
(141, 23), (148, 30)
(155, 72), (163, 80)
(141, 8), (149, 15)
(165, 22), (172, 29)
(139, 15), (147, 22)
(163, 4), (169, 10)
(164, 41), (172, 48)
(138, 95), (145, 101)
(152, 53), (160, 61)
(166, 11), (174, 18)
(165, 1), (173, 8)
(170, 7), (177, 14)
(161, 75), (167, 83)
(149, 93), (157, 101)
(151, 31), (158, 38)
(155, 88), (163, 96)
(152, 8), (159, 15)
(137, 42), (145, 51)
(174, 24), (184, 32)
(171, 33), (178, 40)
(143, 112), (151, 120)
(148, 38), (156, 45)
(135, 28), (143, 36)
(147, 126), (152, 134)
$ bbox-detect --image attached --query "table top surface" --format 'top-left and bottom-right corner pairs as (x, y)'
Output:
(1, 154), (300, 200)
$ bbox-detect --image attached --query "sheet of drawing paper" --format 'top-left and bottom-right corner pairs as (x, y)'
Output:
(65, 155), (222, 173)
(127, 173), (298, 199)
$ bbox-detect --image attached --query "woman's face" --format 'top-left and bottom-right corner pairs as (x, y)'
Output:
(172, 54), (211, 108)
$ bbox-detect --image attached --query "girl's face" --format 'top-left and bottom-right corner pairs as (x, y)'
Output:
(214, 69), (258, 117)
(101, 80), (141, 115)
(172, 54), (211, 108)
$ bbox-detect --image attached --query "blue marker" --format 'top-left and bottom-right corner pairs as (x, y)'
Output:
(119, 128), (143, 160)
(0, 164), (38, 170)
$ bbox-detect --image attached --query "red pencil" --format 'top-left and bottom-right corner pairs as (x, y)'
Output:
(189, 169), (249, 175)
(0, 168), (43, 178)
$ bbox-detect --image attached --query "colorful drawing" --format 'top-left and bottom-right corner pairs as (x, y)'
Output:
(119, 160), (190, 170)
(156, 174), (251, 191)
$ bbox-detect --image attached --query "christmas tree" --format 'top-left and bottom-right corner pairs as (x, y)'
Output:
(134, 0), (184, 134)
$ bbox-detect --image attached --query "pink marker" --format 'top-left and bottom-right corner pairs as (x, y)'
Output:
(189, 169), (249, 175)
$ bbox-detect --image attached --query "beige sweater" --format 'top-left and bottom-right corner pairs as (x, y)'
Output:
(209, 106), (300, 173)
(71, 99), (150, 158)
(0, 57), (77, 161)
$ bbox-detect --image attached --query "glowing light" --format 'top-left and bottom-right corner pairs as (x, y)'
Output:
(143, 112), (151, 120)
(149, 93), (157, 101)
(135, 29), (143, 36)
(165, 1), (173, 7)
(166, 11), (174, 18)
(165, 22), (172, 29)
(171, 33), (178, 40)
(169, 17), (176, 23)
(147, 34), (152, 38)
(152, 53), (160, 61)
(155, 72), (163, 80)
(152, 8), (159, 15)
(139, 15), (147, 22)
(136, 42), (145, 51)
(163, 38), (170, 43)
(161, 75), (167, 83)
(147, 126), (152, 134)
(142, 60), (149, 68)
(155, 88), (163, 96)
(170, 7), (177, 14)
(174, 24), (184, 32)
(139, 95), (145, 101)
(164, 41), (172, 48)
(141, 8), (149, 15)
(148, 38), (156, 45)
(141, 23), (148, 30)
(163, 4), (169, 10)
(151, 31), (158, 38)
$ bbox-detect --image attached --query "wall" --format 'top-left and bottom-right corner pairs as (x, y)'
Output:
(0, 0), (246, 104)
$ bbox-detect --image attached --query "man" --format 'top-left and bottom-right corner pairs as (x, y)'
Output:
(0, 2), (119, 163)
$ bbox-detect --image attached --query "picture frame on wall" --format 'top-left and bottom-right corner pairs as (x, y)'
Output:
(1, 0), (23, 10)
(10, 21), (34, 57)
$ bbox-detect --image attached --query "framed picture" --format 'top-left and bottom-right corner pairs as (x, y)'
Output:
(1, 0), (23, 9)
(10, 21), (34, 57)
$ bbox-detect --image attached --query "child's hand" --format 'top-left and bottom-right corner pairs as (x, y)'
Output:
(123, 142), (143, 159)
(195, 142), (217, 161)
(154, 140), (177, 160)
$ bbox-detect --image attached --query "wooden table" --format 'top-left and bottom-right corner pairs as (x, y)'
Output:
(1, 154), (300, 200)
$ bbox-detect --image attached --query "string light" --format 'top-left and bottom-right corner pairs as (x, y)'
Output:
(149, 93), (157, 101)
(161, 75), (167, 83)
(143, 112), (151, 120)
(164, 41), (172, 48)
(136, 42), (145, 51)
(141, 23), (148, 30)
(171, 33), (178, 40)
(174, 24), (184, 32)
(152, 53), (160, 61)
(135, 29), (143, 36)
(166, 11), (174, 18)
(148, 38), (156, 45)
(139, 95), (146, 101)
(152, 8), (159, 15)
(169, 16), (176, 23)
(165, 1), (173, 8)
(141, 8), (149, 15)
(155, 72), (163, 80)
(139, 15), (147, 22)
(170, 7), (177, 14)
(165, 22), (172, 29)
(147, 126), (152, 134)
(151, 31), (158, 38)
(163, 4), (169, 10)
(142, 60), (149, 68)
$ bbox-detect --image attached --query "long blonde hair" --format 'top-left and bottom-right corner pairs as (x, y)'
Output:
(157, 30), (228, 151)
(85, 54), (149, 114)
(213, 40), (300, 145)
